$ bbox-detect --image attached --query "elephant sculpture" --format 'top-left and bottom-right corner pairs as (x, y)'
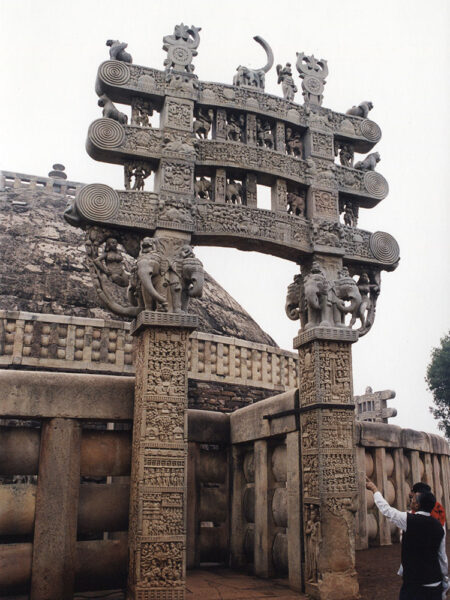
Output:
(303, 261), (330, 328)
(332, 268), (363, 327)
(285, 274), (307, 330)
(233, 36), (274, 90)
(225, 180), (243, 204)
(173, 245), (204, 312)
(194, 176), (212, 200)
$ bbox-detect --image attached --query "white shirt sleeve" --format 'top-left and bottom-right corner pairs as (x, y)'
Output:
(373, 491), (407, 531)
(439, 530), (448, 578)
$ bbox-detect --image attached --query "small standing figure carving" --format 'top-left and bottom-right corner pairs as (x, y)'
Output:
(305, 505), (320, 582)
(124, 162), (152, 191)
(286, 127), (303, 157)
(132, 99), (153, 127)
(337, 143), (354, 168)
(106, 39), (132, 63)
(193, 108), (214, 139)
(256, 119), (274, 149)
(226, 114), (245, 142)
(276, 63), (297, 101)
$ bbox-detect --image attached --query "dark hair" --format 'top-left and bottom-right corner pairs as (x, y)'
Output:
(416, 491), (436, 513)
(412, 482), (431, 494)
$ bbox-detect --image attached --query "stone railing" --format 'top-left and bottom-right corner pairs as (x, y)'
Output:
(0, 170), (83, 199)
(0, 310), (298, 392)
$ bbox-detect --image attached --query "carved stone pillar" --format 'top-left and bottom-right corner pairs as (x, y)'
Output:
(213, 168), (226, 203)
(214, 108), (227, 141)
(245, 173), (257, 208)
(246, 113), (257, 146)
(275, 121), (286, 153)
(295, 327), (359, 600)
(127, 311), (197, 600)
(271, 178), (288, 213)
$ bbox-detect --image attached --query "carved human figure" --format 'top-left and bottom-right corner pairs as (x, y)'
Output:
(194, 177), (212, 200)
(226, 114), (245, 142)
(338, 143), (354, 168)
(354, 152), (380, 171)
(285, 127), (303, 157)
(276, 63), (297, 101)
(256, 119), (274, 149)
(305, 506), (320, 582)
(106, 39), (133, 63)
(193, 108), (214, 139)
(124, 163), (152, 191)
(356, 271), (380, 331)
(346, 101), (373, 118)
(94, 237), (129, 287)
(303, 261), (330, 328)
(132, 99), (153, 127)
(233, 36), (274, 90)
(343, 205), (355, 227)
(287, 191), (305, 216)
(225, 180), (243, 204)
(98, 94), (128, 124)
(128, 237), (168, 312)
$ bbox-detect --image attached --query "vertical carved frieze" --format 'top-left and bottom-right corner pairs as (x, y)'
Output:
(213, 168), (226, 203)
(271, 178), (288, 213)
(244, 173), (257, 208)
(246, 113), (257, 146)
(213, 108), (227, 141)
(128, 315), (197, 600)
(275, 121), (286, 153)
(296, 331), (359, 600)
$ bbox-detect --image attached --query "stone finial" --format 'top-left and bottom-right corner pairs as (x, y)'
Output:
(233, 36), (274, 90)
(295, 53), (328, 106)
(48, 164), (67, 179)
(346, 101), (373, 118)
(106, 39), (133, 64)
(162, 23), (201, 75)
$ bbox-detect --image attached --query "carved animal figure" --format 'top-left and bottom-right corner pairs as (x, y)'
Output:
(286, 128), (303, 157)
(194, 177), (212, 200)
(193, 108), (214, 139)
(333, 268), (363, 327)
(287, 192), (305, 216)
(225, 181), (243, 204)
(303, 262), (330, 328)
(354, 152), (380, 171)
(98, 94), (128, 124)
(106, 39), (132, 63)
(285, 274), (307, 329)
(346, 101), (373, 118)
(173, 245), (204, 312)
(128, 237), (168, 312)
(233, 36), (274, 90)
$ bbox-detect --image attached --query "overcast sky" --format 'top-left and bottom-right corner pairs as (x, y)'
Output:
(1, 0), (449, 436)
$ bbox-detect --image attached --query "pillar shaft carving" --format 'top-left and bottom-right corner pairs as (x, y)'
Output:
(296, 331), (359, 600)
(128, 316), (196, 600)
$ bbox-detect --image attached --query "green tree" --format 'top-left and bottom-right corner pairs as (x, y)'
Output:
(426, 332), (450, 440)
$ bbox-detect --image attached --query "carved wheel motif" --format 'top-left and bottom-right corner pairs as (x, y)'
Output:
(303, 77), (323, 95)
(360, 119), (382, 143)
(363, 171), (389, 199)
(168, 45), (193, 67)
(89, 118), (125, 149)
(369, 231), (400, 264)
(98, 60), (130, 86)
(76, 184), (120, 222)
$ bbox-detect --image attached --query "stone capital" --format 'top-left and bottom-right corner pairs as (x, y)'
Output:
(293, 326), (358, 349)
(131, 310), (198, 336)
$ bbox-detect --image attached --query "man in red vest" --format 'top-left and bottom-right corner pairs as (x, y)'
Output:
(366, 477), (448, 599)
(410, 482), (446, 528)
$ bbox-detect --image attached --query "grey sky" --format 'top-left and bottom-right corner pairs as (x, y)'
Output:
(1, 0), (449, 435)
